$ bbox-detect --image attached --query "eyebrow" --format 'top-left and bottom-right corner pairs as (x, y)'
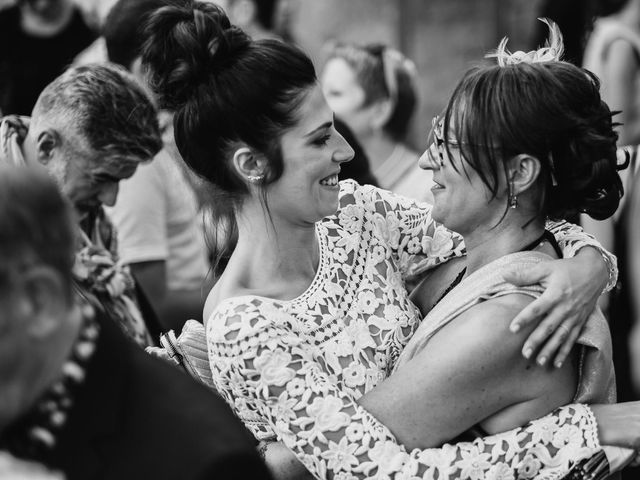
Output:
(304, 121), (333, 138)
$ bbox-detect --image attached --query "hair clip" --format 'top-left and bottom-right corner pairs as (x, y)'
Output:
(486, 18), (564, 67)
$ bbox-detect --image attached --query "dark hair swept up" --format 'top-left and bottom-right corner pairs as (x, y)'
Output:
(142, 0), (316, 188)
(141, 0), (316, 262)
(439, 60), (623, 221)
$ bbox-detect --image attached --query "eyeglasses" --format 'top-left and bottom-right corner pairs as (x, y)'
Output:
(432, 117), (445, 164)
(429, 116), (458, 167)
(430, 116), (560, 187)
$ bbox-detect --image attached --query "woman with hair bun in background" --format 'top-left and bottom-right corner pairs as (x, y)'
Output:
(141, 3), (638, 479)
(321, 42), (433, 202)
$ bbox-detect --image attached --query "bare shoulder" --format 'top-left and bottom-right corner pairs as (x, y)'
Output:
(432, 291), (536, 345)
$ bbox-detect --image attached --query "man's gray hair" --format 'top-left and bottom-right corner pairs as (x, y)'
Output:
(32, 63), (162, 166)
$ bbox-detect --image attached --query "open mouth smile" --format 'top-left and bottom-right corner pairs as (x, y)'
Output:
(320, 173), (339, 187)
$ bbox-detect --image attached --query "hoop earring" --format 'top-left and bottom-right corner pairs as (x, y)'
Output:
(247, 175), (264, 184)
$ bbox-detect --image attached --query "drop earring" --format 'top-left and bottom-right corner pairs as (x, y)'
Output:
(508, 179), (518, 209)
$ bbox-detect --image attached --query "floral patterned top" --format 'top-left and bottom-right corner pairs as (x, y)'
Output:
(207, 181), (609, 480)
(73, 207), (152, 347)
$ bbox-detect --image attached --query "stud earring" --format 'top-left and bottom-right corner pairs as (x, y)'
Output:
(247, 175), (264, 183)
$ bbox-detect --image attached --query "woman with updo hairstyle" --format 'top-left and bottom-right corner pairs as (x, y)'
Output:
(141, 6), (637, 479)
(321, 42), (434, 202)
(391, 19), (628, 463)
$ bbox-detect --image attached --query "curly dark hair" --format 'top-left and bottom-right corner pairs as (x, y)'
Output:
(439, 60), (623, 221)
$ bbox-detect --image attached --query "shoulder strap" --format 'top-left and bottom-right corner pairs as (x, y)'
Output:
(397, 252), (547, 367)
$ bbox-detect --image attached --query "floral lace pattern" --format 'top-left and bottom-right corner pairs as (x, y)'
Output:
(208, 181), (606, 479)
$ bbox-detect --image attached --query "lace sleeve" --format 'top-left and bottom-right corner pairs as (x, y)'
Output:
(349, 182), (466, 277)
(547, 220), (618, 291)
(208, 304), (601, 480)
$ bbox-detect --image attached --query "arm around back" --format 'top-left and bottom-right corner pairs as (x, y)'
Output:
(359, 293), (577, 449)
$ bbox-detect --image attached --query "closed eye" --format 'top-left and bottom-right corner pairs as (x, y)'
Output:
(312, 133), (332, 146)
(92, 173), (121, 184)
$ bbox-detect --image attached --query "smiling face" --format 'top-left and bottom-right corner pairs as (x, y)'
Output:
(265, 84), (355, 225)
(419, 116), (508, 236)
(321, 58), (375, 138)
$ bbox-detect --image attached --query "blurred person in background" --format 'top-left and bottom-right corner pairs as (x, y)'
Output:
(0, 166), (272, 480)
(531, 0), (594, 65)
(321, 42), (434, 202)
(584, 0), (640, 147)
(0, 63), (163, 347)
(71, 0), (119, 65)
(0, 0), (96, 116)
(581, 0), (640, 417)
(629, 172), (640, 395)
(215, 0), (286, 41)
(103, 0), (211, 332)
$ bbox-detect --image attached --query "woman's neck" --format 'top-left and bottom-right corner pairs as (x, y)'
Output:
(462, 214), (546, 275)
(361, 133), (402, 173)
(225, 203), (320, 300)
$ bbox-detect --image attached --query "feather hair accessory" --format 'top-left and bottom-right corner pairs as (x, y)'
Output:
(486, 18), (564, 66)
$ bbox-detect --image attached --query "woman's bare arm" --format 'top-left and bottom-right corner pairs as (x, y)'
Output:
(359, 293), (577, 449)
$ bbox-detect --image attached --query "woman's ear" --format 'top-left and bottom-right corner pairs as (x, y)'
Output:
(368, 98), (394, 131)
(509, 154), (541, 196)
(232, 147), (268, 182)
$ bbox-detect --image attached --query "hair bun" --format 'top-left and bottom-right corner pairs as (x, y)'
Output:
(142, 1), (250, 110)
(578, 153), (623, 220)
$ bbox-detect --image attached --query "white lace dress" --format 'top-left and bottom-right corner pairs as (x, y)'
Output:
(208, 180), (611, 480)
